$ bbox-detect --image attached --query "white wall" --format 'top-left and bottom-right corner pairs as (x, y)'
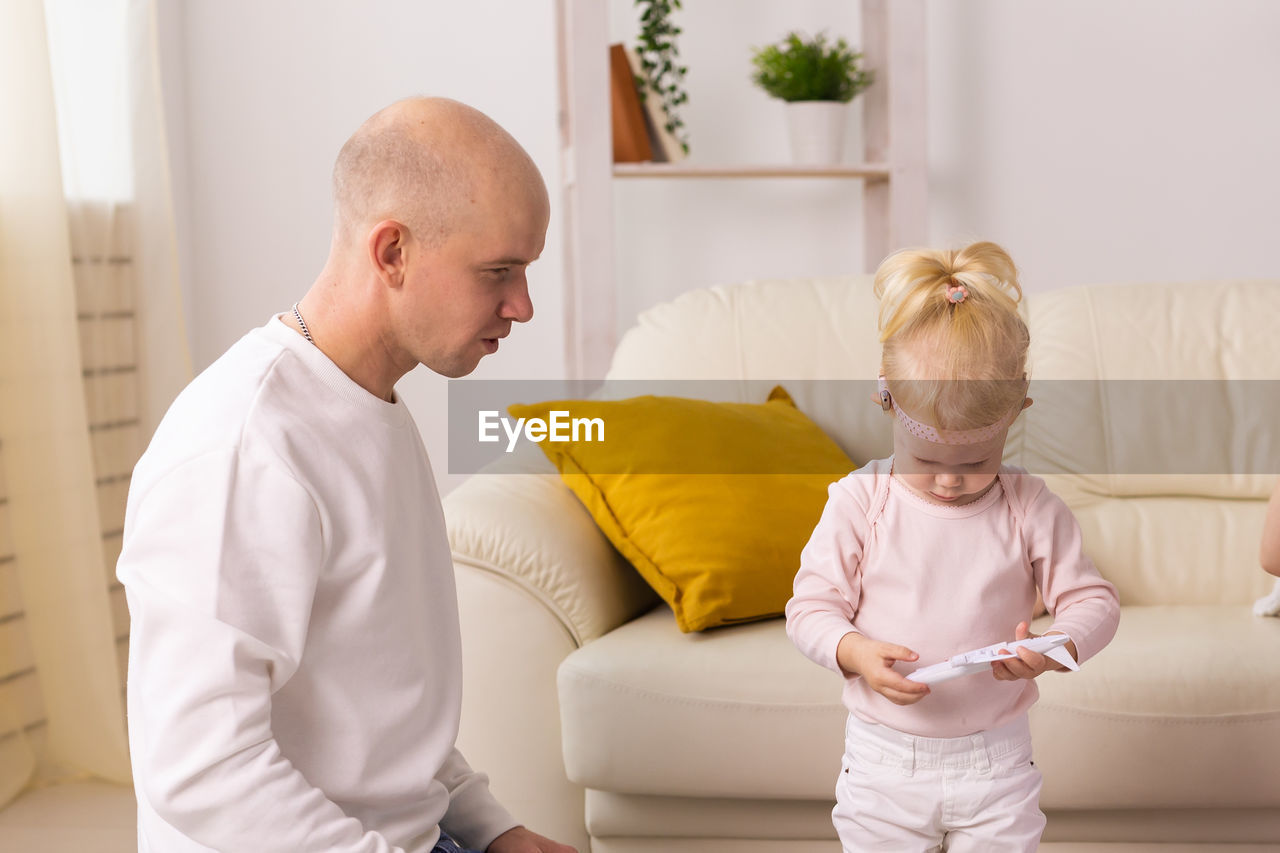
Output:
(926, 0), (1280, 290)
(160, 0), (1280, 494)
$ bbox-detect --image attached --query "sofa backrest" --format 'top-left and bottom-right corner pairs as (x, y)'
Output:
(1024, 280), (1278, 606)
(608, 276), (1280, 606)
(608, 276), (893, 464)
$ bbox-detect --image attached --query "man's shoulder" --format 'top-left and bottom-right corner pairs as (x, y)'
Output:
(139, 327), (296, 469)
(169, 328), (286, 417)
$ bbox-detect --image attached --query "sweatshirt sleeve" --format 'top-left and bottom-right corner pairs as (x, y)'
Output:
(436, 748), (519, 850)
(1022, 480), (1121, 665)
(118, 449), (403, 853)
(785, 475), (873, 674)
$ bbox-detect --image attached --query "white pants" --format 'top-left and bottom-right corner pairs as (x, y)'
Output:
(833, 713), (1045, 853)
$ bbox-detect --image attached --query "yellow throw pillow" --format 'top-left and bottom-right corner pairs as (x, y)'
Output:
(507, 386), (855, 632)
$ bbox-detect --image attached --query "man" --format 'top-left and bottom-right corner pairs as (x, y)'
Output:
(117, 98), (572, 853)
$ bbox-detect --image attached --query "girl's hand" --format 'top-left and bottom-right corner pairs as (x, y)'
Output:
(836, 632), (930, 705)
(991, 622), (1077, 681)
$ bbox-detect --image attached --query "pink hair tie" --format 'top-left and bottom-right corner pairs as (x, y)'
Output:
(946, 279), (968, 304)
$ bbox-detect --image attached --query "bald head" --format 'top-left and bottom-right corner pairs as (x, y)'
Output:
(332, 97), (544, 247)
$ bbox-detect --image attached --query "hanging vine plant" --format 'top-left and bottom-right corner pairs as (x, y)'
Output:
(633, 0), (690, 154)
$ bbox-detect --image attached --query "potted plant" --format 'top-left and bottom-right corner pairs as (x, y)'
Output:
(750, 31), (874, 165)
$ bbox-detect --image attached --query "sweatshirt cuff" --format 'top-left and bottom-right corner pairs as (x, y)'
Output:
(1046, 619), (1101, 666)
(444, 796), (518, 852)
(813, 618), (860, 674)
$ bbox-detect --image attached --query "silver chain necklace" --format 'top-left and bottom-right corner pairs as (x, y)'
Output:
(291, 302), (314, 345)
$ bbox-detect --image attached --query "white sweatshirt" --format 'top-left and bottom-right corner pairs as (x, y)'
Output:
(118, 317), (516, 852)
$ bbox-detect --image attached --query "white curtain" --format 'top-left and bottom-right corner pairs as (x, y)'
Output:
(0, 0), (190, 807)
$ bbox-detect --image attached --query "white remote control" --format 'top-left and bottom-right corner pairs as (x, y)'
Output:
(906, 634), (1077, 685)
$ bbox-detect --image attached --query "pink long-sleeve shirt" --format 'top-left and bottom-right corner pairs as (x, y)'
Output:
(786, 457), (1120, 738)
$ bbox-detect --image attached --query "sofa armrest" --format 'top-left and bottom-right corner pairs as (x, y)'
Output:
(445, 469), (659, 647)
(446, 467), (658, 849)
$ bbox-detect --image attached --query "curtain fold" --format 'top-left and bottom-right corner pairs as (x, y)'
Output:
(127, 0), (194, 436)
(0, 0), (132, 797)
(0, 0), (190, 808)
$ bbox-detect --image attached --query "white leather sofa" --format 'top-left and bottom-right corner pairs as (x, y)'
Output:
(447, 276), (1280, 853)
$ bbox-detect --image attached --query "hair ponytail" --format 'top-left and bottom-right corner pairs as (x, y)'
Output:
(875, 241), (1022, 341)
(874, 241), (1030, 429)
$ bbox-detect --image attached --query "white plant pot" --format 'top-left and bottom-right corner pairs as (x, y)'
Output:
(785, 100), (848, 165)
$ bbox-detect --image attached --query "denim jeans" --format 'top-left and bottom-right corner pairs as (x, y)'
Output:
(432, 830), (482, 853)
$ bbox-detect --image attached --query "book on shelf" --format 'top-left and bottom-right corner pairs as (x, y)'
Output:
(622, 44), (687, 164)
(609, 43), (652, 163)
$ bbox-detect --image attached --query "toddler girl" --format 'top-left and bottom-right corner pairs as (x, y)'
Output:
(786, 242), (1121, 852)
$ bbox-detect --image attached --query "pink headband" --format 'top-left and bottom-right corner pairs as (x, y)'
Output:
(878, 376), (1024, 445)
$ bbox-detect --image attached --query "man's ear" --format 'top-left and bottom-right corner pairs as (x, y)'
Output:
(368, 219), (409, 288)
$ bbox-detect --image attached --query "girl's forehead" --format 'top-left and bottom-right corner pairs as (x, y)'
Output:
(893, 420), (1007, 464)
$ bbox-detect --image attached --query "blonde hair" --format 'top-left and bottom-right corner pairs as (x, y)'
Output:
(875, 241), (1029, 431)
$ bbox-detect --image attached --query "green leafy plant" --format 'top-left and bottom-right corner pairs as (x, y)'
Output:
(750, 31), (874, 103)
(634, 0), (690, 154)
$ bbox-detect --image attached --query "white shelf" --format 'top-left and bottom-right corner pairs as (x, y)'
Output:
(612, 163), (892, 181)
(557, 0), (927, 378)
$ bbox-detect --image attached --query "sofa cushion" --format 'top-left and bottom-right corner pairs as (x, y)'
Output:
(558, 606), (845, 799)
(558, 605), (1280, 808)
(1049, 486), (1275, 607)
(1032, 604), (1280, 809)
(510, 387), (853, 632)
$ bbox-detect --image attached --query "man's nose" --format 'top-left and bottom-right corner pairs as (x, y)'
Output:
(502, 279), (534, 323)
